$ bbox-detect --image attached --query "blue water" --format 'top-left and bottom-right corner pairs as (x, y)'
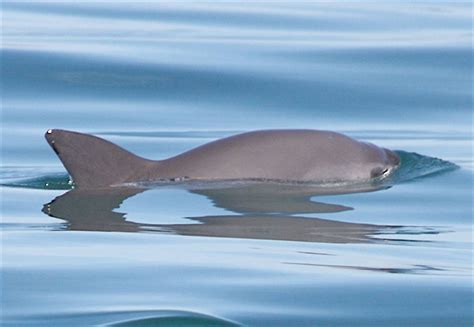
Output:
(1, 2), (473, 326)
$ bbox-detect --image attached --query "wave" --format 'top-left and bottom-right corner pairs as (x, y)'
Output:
(7, 310), (240, 327)
(389, 150), (459, 184)
(1, 173), (73, 190)
(101, 310), (240, 327)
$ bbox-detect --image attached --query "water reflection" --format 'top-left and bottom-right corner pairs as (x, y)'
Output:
(283, 263), (447, 275)
(43, 183), (403, 244)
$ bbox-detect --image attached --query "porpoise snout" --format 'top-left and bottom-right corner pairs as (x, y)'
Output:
(370, 149), (400, 179)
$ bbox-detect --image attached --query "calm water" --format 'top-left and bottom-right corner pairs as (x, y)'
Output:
(1, 2), (473, 326)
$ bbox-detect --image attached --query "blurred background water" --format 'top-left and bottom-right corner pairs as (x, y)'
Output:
(1, 1), (473, 326)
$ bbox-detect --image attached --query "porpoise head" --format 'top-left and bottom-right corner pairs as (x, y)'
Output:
(366, 144), (401, 180)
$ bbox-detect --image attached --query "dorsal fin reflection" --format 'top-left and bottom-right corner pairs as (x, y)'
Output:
(43, 188), (145, 232)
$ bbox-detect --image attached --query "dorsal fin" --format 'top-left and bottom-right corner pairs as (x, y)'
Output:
(45, 129), (152, 188)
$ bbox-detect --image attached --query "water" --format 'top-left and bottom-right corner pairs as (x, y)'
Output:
(1, 2), (473, 326)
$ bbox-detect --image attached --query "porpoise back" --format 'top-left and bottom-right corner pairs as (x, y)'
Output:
(45, 129), (400, 189)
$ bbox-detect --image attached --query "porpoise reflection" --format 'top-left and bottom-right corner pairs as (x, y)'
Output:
(43, 183), (397, 244)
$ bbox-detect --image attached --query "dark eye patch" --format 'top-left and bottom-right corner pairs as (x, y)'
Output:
(371, 167), (389, 178)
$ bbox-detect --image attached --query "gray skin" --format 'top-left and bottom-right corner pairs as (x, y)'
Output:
(45, 129), (400, 189)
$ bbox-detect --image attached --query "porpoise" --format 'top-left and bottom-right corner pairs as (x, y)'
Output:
(45, 129), (400, 189)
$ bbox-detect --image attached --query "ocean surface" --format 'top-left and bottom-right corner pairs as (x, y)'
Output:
(1, 2), (473, 326)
